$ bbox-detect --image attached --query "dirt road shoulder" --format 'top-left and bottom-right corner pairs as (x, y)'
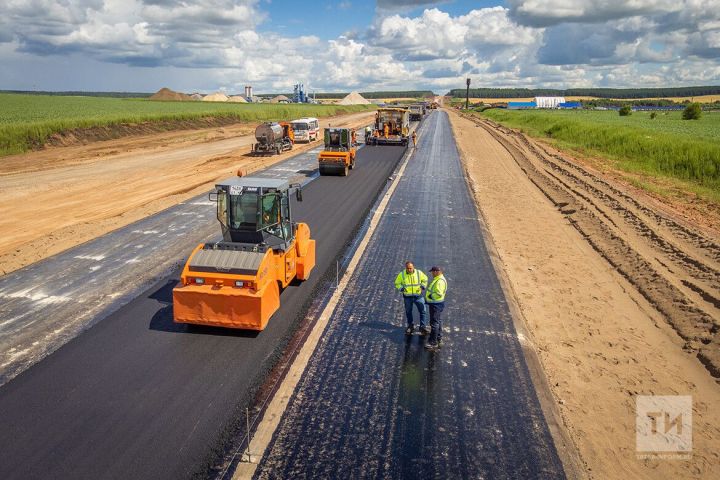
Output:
(448, 108), (720, 480)
(0, 111), (375, 275)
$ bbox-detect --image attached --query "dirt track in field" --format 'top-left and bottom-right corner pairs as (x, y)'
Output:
(0, 111), (375, 276)
(449, 109), (720, 479)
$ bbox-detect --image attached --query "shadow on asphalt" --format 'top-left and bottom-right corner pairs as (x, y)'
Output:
(358, 319), (407, 344)
(148, 279), (176, 304)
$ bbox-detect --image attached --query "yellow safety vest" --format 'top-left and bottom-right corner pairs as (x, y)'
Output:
(425, 275), (447, 303)
(394, 269), (427, 296)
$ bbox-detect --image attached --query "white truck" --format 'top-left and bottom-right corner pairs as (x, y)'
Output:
(290, 117), (320, 142)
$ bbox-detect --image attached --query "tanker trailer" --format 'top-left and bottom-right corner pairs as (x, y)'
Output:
(251, 122), (294, 155)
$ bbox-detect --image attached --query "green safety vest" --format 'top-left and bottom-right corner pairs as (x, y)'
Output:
(394, 269), (427, 296)
(425, 275), (447, 303)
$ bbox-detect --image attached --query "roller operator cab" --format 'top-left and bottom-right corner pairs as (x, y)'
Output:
(318, 128), (357, 176)
(368, 108), (410, 146)
(173, 177), (316, 330)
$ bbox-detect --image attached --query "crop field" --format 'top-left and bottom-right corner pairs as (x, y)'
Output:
(0, 93), (374, 156)
(478, 108), (720, 198)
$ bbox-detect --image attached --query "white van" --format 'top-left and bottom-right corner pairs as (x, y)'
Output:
(290, 117), (320, 142)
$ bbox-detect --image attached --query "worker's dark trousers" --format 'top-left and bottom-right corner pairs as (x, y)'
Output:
(403, 295), (427, 328)
(428, 302), (445, 343)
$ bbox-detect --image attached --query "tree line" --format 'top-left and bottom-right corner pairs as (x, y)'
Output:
(449, 86), (720, 99)
(1, 90), (151, 98)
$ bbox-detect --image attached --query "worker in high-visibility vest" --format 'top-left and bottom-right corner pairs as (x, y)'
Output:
(424, 266), (448, 350)
(394, 261), (428, 335)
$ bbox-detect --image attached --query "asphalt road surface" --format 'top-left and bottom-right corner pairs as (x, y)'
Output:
(253, 111), (565, 479)
(0, 139), (405, 479)
(0, 144), (329, 386)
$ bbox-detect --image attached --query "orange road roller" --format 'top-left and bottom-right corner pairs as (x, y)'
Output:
(318, 128), (357, 176)
(173, 177), (316, 330)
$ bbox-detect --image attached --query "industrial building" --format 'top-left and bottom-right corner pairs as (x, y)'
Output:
(508, 97), (582, 109)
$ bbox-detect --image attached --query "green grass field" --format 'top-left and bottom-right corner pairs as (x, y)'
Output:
(0, 93), (375, 156)
(477, 109), (720, 199)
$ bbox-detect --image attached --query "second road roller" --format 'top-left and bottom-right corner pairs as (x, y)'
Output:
(318, 127), (357, 176)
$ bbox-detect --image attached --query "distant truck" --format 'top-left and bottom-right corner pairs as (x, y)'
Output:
(409, 104), (423, 121)
(251, 122), (294, 155)
(291, 117), (320, 142)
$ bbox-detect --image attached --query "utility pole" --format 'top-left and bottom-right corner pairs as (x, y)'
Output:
(465, 78), (470, 110)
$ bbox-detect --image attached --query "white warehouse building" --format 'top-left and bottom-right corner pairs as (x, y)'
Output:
(535, 96), (566, 108)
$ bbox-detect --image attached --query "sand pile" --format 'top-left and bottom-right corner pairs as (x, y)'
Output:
(228, 95), (248, 103)
(149, 88), (192, 101)
(190, 93), (203, 101)
(202, 92), (229, 102)
(270, 95), (290, 103)
(338, 91), (371, 105)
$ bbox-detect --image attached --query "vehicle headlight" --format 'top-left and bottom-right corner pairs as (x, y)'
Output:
(235, 281), (244, 287)
(195, 278), (204, 284)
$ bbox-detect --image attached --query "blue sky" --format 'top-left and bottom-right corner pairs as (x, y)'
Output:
(260, 0), (500, 39)
(258, 0), (372, 38)
(0, 1), (718, 94)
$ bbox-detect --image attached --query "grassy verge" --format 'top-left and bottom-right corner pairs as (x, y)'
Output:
(476, 109), (720, 202)
(0, 93), (375, 156)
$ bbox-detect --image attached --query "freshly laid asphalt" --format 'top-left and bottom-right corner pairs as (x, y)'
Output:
(0, 140), (406, 479)
(253, 111), (566, 479)
(0, 144), (326, 386)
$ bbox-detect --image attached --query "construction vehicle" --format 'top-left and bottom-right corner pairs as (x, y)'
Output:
(409, 104), (423, 121)
(172, 176), (316, 330)
(368, 108), (410, 146)
(430, 102), (439, 109)
(290, 117), (320, 142)
(318, 128), (357, 176)
(251, 122), (294, 155)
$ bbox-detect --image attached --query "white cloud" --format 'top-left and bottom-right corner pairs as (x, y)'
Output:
(533, 0), (720, 66)
(463, 7), (540, 48)
(0, 1), (717, 93)
(369, 9), (465, 60)
(311, 37), (416, 90)
(1, 0), (263, 66)
(508, 0), (680, 27)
